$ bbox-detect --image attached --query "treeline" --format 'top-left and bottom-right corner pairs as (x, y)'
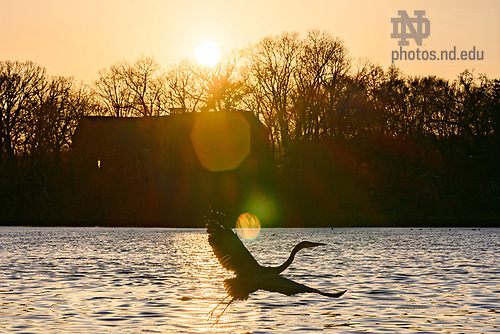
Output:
(1, 30), (499, 226)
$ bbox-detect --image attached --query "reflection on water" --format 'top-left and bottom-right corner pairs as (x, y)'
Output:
(0, 227), (499, 333)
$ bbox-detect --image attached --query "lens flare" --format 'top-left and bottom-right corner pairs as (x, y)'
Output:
(244, 192), (277, 224)
(190, 111), (251, 172)
(235, 213), (261, 240)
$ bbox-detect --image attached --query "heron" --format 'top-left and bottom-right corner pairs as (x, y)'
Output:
(206, 211), (346, 324)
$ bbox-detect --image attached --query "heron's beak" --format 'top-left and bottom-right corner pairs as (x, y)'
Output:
(308, 242), (327, 248)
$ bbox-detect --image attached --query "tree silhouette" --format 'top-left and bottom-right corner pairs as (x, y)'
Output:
(29, 76), (93, 158)
(95, 56), (168, 117)
(196, 50), (246, 112)
(0, 61), (46, 163)
(293, 30), (350, 140)
(1, 30), (500, 226)
(245, 31), (301, 162)
(94, 64), (133, 117)
(164, 59), (204, 113)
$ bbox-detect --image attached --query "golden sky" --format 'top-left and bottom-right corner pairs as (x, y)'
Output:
(1, 0), (498, 82)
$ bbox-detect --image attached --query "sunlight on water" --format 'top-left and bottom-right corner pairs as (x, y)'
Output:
(235, 212), (261, 240)
(0, 227), (499, 333)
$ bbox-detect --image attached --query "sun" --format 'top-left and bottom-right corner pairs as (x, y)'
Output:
(195, 41), (221, 67)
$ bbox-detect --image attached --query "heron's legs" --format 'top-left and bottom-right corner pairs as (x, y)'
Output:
(207, 295), (229, 320)
(207, 295), (235, 326)
(219, 298), (235, 319)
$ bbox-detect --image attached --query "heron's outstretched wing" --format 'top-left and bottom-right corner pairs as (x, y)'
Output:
(206, 211), (261, 275)
(261, 275), (346, 298)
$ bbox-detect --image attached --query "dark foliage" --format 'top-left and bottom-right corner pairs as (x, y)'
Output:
(1, 31), (499, 227)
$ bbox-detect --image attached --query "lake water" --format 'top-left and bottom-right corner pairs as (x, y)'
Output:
(1, 227), (499, 333)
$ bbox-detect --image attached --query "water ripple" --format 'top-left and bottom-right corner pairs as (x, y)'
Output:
(0, 227), (499, 333)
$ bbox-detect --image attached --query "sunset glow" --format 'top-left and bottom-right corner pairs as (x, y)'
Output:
(1, 0), (497, 82)
(195, 41), (221, 67)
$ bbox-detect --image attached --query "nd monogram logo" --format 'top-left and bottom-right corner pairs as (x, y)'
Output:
(391, 10), (430, 46)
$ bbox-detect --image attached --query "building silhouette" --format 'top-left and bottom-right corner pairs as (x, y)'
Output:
(71, 111), (273, 226)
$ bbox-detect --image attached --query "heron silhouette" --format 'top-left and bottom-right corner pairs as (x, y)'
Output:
(206, 211), (346, 324)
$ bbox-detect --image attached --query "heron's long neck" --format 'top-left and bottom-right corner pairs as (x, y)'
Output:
(274, 245), (302, 274)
